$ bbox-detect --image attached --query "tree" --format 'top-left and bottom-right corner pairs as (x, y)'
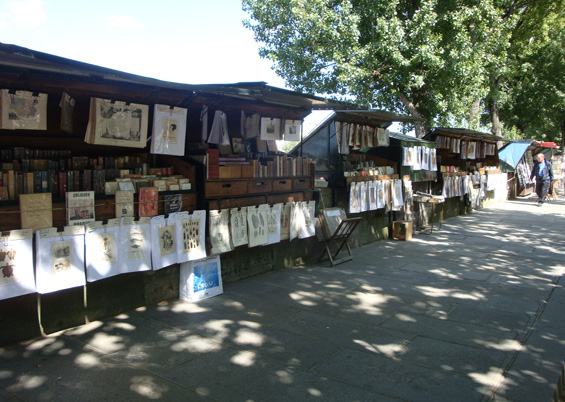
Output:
(243, 0), (513, 137)
(496, 0), (565, 144)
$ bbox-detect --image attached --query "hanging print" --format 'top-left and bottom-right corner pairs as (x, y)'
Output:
(0, 229), (35, 301)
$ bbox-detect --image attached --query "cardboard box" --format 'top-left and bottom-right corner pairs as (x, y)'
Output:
(392, 220), (413, 241)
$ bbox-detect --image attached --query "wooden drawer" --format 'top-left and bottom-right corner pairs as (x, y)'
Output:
(292, 177), (311, 190)
(247, 179), (272, 194)
(205, 180), (247, 198)
(272, 179), (292, 192)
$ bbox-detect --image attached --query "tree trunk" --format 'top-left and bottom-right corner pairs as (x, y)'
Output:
(469, 99), (481, 131)
(396, 91), (428, 138)
(561, 120), (565, 150)
(489, 98), (502, 137)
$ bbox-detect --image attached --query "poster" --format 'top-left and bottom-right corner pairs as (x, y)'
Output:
(176, 210), (206, 262)
(35, 226), (86, 294)
(0, 229), (35, 300)
(151, 214), (178, 270)
(209, 209), (233, 255)
(85, 219), (121, 282)
(0, 89), (48, 130)
(247, 204), (269, 247)
(119, 217), (152, 274)
(230, 207), (248, 247)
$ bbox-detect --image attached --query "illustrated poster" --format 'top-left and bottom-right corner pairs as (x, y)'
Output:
(247, 205), (269, 247)
(230, 207), (248, 247)
(119, 217), (152, 274)
(0, 229), (35, 300)
(209, 209), (233, 255)
(150, 214), (178, 270)
(35, 226), (86, 294)
(266, 204), (282, 245)
(177, 210), (206, 262)
(85, 220), (121, 282)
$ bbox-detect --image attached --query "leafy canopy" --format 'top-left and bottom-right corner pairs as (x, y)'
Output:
(243, 0), (513, 132)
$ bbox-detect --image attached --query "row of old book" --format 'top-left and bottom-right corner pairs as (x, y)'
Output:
(18, 189), (189, 232)
(1, 154), (149, 172)
(0, 167), (188, 201)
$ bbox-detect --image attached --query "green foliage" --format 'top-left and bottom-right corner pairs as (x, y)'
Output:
(243, 0), (564, 141)
(498, 0), (565, 143)
(243, 0), (512, 133)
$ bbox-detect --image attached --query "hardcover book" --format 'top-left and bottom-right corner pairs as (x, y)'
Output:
(164, 193), (183, 214)
(19, 193), (53, 231)
(138, 187), (159, 217)
(115, 190), (134, 218)
(66, 191), (95, 226)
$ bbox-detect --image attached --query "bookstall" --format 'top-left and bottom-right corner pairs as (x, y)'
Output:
(499, 140), (561, 198)
(423, 128), (511, 214)
(289, 110), (429, 245)
(0, 43), (347, 345)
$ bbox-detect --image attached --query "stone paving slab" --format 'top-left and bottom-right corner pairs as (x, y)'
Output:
(446, 304), (532, 333)
(495, 328), (565, 402)
(161, 347), (398, 402)
(396, 336), (509, 380)
(0, 336), (209, 401)
(63, 313), (221, 373)
(313, 347), (488, 402)
(197, 319), (342, 370)
(379, 312), (520, 352)
(270, 310), (413, 357)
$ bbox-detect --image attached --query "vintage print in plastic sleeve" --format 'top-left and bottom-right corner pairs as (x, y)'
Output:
(247, 205), (269, 247)
(230, 207), (248, 248)
(151, 104), (187, 156)
(209, 209), (233, 255)
(86, 98), (149, 148)
(283, 119), (302, 142)
(176, 210), (206, 262)
(266, 204), (282, 245)
(0, 89), (48, 130)
(0, 229), (35, 301)
(119, 217), (152, 274)
(35, 227), (86, 294)
(260, 117), (282, 141)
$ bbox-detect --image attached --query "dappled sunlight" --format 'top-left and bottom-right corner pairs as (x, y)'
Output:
(289, 290), (324, 306)
(7, 374), (48, 391)
(468, 367), (506, 388)
(417, 285), (487, 301)
(75, 352), (102, 368)
(345, 292), (400, 316)
(230, 350), (256, 367)
(275, 369), (294, 384)
(83, 332), (125, 354)
(130, 375), (168, 400)
(395, 313), (418, 323)
(170, 335), (219, 354)
(474, 338), (521, 352)
(234, 324), (266, 347)
(353, 339), (406, 357)
(202, 319), (235, 336)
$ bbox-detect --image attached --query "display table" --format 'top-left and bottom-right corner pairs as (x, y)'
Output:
(413, 195), (444, 235)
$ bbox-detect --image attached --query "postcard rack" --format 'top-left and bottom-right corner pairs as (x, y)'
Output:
(318, 217), (361, 266)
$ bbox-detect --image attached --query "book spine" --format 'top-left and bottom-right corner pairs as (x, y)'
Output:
(33, 171), (42, 193)
(57, 172), (66, 198)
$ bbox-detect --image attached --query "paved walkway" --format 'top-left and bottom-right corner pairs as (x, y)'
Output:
(2, 196), (565, 401)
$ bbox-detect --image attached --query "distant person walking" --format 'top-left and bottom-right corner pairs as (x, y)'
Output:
(530, 153), (554, 206)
